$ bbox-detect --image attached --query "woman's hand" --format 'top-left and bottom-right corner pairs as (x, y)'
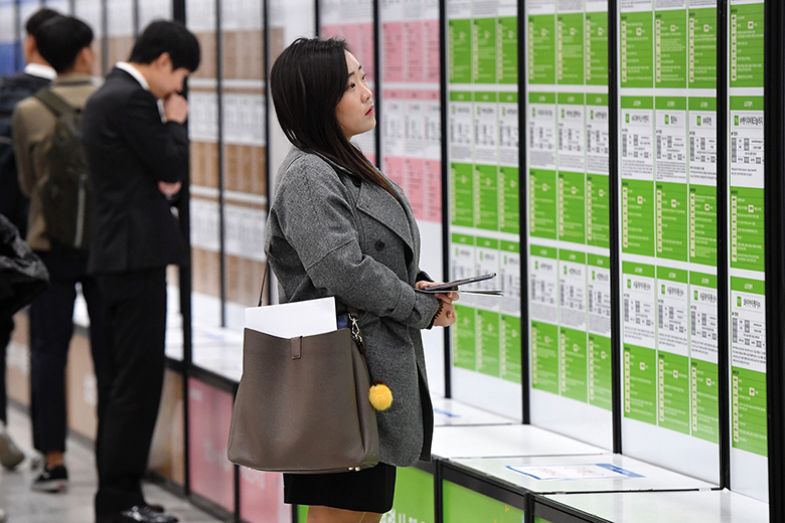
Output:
(432, 301), (456, 328)
(416, 280), (460, 304)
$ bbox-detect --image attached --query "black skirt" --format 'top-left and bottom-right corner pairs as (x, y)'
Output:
(283, 463), (397, 513)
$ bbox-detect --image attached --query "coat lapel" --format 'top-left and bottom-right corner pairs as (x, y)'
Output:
(356, 179), (415, 256)
(387, 178), (421, 271)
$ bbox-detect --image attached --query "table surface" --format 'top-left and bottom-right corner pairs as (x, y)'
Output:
(543, 490), (769, 523)
(432, 424), (605, 460)
(451, 453), (716, 494)
(431, 397), (517, 427)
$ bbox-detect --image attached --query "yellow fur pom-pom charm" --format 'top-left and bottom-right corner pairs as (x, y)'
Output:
(369, 382), (393, 411)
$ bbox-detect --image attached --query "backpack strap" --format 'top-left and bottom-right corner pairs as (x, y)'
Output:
(33, 88), (76, 118)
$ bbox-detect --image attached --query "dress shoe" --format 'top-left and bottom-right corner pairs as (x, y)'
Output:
(117, 505), (179, 523)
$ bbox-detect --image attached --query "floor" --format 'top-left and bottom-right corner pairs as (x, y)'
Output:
(0, 406), (224, 523)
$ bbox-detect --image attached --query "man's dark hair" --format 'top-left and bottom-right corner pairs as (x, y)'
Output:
(128, 21), (200, 72)
(36, 16), (94, 73)
(25, 8), (61, 40)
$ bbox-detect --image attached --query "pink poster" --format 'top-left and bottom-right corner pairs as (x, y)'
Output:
(321, 23), (375, 77)
(424, 19), (440, 84)
(424, 159), (443, 223)
(404, 21), (425, 82)
(239, 468), (291, 523)
(379, 2), (441, 225)
(187, 378), (235, 512)
(382, 22), (405, 82)
(321, 7), (377, 164)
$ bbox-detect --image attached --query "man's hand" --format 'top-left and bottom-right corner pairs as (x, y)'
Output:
(416, 280), (460, 304)
(158, 181), (182, 198)
(163, 93), (189, 123)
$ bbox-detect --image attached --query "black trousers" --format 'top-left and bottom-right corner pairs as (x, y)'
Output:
(0, 315), (12, 424)
(28, 249), (105, 453)
(94, 267), (167, 517)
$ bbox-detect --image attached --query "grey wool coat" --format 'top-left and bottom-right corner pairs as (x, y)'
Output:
(264, 147), (441, 467)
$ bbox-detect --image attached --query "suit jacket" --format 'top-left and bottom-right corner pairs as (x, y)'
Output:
(13, 74), (96, 251)
(265, 147), (441, 467)
(0, 71), (51, 234)
(82, 67), (187, 274)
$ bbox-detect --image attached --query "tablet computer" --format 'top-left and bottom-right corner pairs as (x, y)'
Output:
(416, 273), (497, 293)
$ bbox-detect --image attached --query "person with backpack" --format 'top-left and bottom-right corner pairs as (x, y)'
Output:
(0, 6), (61, 474)
(11, 14), (105, 494)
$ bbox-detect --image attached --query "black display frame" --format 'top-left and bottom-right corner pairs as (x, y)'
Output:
(763, 0), (785, 518)
(716, 0), (731, 491)
(529, 496), (609, 523)
(440, 460), (528, 513)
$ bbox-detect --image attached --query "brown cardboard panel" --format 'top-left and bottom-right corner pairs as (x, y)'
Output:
(194, 33), (216, 79)
(203, 142), (220, 188)
(268, 27), (286, 66)
(225, 255), (239, 304)
(65, 333), (98, 441)
(224, 144), (266, 195)
(222, 32), (238, 79)
(107, 36), (134, 68)
(192, 248), (208, 296)
(225, 144), (239, 192)
(193, 141), (207, 188)
(92, 45), (104, 77)
(237, 146), (251, 193)
(246, 259), (265, 306)
(225, 257), (265, 307)
(7, 312), (30, 407)
(221, 30), (265, 81)
(251, 145), (267, 196)
(190, 249), (204, 293)
(189, 142), (204, 187)
(241, 31), (264, 80)
(252, 259), (266, 306)
(190, 141), (220, 189)
(192, 248), (221, 298)
(149, 370), (185, 485)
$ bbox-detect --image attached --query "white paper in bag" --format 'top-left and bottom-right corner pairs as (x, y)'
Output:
(244, 297), (337, 339)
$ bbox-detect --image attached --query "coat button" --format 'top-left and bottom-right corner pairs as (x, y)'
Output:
(375, 240), (385, 251)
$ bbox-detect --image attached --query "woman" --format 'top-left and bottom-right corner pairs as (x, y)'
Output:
(266, 38), (457, 522)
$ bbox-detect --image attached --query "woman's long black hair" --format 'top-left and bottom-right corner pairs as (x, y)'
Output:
(270, 37), (395, 195)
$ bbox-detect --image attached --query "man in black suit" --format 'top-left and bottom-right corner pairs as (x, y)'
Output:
(0, 7), (60, 473)
(81, 21), (199, 523)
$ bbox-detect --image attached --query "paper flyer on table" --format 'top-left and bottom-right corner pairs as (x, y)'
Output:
(506, 463), (644, 481)
(244, 297), (337, 339)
